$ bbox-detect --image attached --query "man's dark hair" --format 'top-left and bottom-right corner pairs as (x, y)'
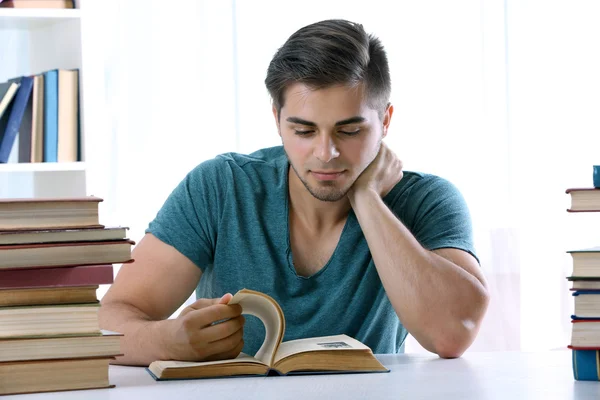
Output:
(265, 19), (391, 119)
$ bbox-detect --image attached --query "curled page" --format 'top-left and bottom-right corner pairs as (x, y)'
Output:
(229, 289), (285, 366)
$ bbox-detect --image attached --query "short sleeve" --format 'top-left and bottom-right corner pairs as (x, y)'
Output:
(146, 158), (225, 271)
(392, 175), (478, 264)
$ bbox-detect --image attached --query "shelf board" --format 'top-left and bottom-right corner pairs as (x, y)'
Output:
(0, 8), (80, 30)
(0, 162), (85, 172)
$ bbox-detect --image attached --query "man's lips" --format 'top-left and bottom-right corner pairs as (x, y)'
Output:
(310, 171), (345, 181)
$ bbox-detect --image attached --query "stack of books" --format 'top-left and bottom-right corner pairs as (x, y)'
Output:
(0, 196), (133, 395)
(565, 188), (600, 381)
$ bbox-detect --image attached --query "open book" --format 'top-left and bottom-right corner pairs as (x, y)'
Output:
(147, 289), (389, 380)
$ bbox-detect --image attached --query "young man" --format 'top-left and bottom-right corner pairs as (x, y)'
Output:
(100, 19), (489, 366)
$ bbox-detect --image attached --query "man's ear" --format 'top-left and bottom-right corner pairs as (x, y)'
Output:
(272, 105), (281, 137)
(382, 103), (394, 139)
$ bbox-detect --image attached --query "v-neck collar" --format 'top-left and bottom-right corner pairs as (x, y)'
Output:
(280, 155), (355, 280)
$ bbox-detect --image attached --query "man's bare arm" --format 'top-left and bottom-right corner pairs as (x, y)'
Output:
(348, 142), (489, 358)
(99, 233), (244, 366)
(350, 191), (489, 358)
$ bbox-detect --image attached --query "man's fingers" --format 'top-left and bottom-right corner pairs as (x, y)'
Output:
(218, 293), (233, 304)
(201, 329), (245, 361)
(183, 304), (243, 330)
(186, 298), (217, 310)
(178, 298), (214, 318)
(204, 339), (245, 362)
(200, 304), (243, 327)
(204, 315), (245, 343)
(187, 293), (233, 310)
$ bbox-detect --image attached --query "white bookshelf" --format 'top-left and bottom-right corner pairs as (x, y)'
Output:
(0, 161), (85, 172)
(0, 8), (81, 29)
(0, 2), (92, 198)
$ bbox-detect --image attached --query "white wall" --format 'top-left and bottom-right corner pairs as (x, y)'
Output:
(99, 0), (237, 242)
(91, 0), (237, 305)
(506, 0), (600, 350)
(93, 0), (600, 353)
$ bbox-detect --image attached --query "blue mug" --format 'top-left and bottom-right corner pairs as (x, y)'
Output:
(594, 165), (600, 188)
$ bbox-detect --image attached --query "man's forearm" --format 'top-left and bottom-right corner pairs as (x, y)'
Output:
(350, 189), (489, 358)
(99, 302), (174, 366)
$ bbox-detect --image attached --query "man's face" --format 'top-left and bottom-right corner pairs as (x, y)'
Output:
(275, 83), (390, 202)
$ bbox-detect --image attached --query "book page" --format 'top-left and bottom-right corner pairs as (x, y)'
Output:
(228, 289), (285, 366)
(274, 334), (369, 365)
(151, 353), (264, 369)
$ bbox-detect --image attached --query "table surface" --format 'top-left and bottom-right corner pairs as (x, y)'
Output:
(5, 350), (600, 400)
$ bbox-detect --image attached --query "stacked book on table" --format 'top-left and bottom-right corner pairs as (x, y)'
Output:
(565, 188), (600, 381)
(0, 196), (133, 395)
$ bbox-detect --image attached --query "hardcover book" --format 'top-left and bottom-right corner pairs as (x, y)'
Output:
(0, 264), (113, 289)
(0, 330), (122, 362)
(566, 188), (600, 212)
(0, 357), (113, 396)
(0, 285), (98, 307)
(147, 289), (388, 380)
(568, 276), (600, 291)
(568, 348), (600, 381)
(567, 247), (600, 277)
(570, 319), (600, 348)
(0, 303), (100, 338)
(0, 239), (133, 270)
(573, 290), (600, 318)
(0, 76), (33, 163)
(0, 226), (127, 245)
(0, 196), (103, 230)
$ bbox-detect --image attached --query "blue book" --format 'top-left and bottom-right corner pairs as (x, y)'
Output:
(43, 70), (58, 163)
(572, 291), (600, 320)
(572, 315), (600, 320)
(0, 80), (20, 146)
(573, 290), (600, 295)
(0, 76), (33, 163)
(571, 348), (600, 381)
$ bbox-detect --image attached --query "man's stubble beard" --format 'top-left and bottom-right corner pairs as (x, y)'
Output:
(289, 161), (350, 202)
(284, 137), (382, 203)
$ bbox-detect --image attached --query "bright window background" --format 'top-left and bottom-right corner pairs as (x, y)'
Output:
(89, 0), (600, 353)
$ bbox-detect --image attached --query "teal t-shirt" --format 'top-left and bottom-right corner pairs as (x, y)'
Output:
(147, 146), (476, 355)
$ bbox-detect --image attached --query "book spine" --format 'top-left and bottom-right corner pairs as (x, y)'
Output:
(0, 265), (114, 289)
(0, 77), (33, 163)
(43, 70), (58, 163)
(573, 349), (600, 381)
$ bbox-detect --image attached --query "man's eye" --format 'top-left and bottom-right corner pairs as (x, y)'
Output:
(294, 130), (314, 136)
(340, 129), (360, 136)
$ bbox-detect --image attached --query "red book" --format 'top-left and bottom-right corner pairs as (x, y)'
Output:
(568, 345), (600, 350)
(0, 264), (114, 289)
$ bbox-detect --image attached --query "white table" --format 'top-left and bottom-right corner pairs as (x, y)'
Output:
(5, 350), (600, 399)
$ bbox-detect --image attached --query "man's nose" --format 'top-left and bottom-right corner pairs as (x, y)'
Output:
(313, 134), (340, 163)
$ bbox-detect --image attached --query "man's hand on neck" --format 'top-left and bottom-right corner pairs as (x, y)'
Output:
(347, 142), (404, 208)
